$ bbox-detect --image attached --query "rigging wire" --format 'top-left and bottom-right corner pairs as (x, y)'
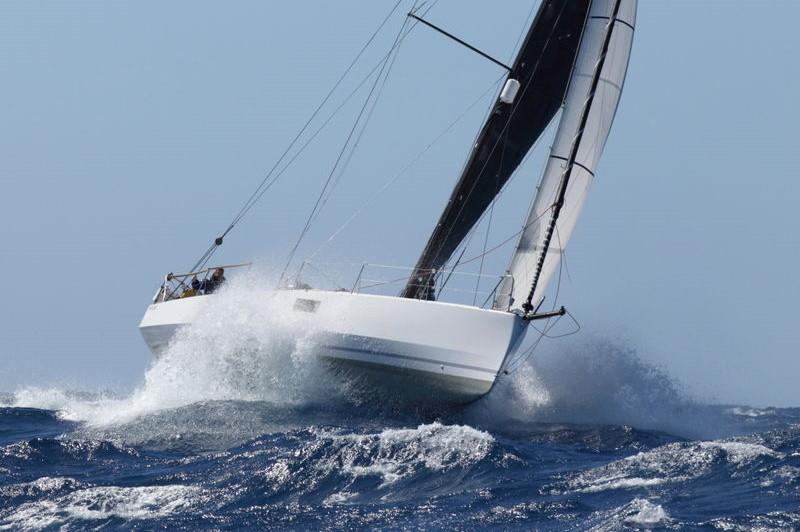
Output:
(503, 264), (570, 376)
(507, 1), (540, 64)
(188, 0), (405, 272)
(436, 142), (556, 304)
(299, 0), (442, 234)
(437, 104), (562, 283)
(374, 6), (537, 295)
(278, 6), (422, 283)
(307, 73), (507, 261)
(433, 3), (583, 304)
(472, 125), (508, 305)
(473, 195), (495, 305)
(278, 1), (443, 276)
(298, 3), (542, 289)
(237, 31), (417, 241)
(443, 189), (552, 270)
(311, 18), (407, 227)
(501, 225), (581, 376)
(437, 243), (470, 294)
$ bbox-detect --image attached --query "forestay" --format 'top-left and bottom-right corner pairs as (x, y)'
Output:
(495, 0), (636, 312)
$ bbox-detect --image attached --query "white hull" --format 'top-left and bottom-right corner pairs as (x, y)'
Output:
(139, 289), (527, 404)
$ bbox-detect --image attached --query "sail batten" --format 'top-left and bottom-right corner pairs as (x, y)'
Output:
(402, 0), (593, 300)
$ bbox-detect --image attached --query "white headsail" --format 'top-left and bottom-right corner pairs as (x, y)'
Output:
(496, 0), (637, 312)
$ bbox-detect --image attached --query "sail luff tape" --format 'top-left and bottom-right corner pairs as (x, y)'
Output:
(500, 78), (521, 104)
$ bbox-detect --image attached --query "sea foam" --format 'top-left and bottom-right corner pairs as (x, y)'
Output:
(9, 273), (343, 427)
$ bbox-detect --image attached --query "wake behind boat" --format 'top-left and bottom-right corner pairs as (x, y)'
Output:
(139, 0), (637, 404)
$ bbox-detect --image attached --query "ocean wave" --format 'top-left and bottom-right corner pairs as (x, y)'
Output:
(587, 498), (671, 531)
(563, 437), (782, 495)
(0, 476), (83, 499)
(1, 436), (138, 466)
(239, 421), (497, 505)
(328, 422), (495, 486)
(1, 402), (798, 529)
(708, 511), (800, 531)
(726, 406), (778, 418)
(0, 485), (206, 530)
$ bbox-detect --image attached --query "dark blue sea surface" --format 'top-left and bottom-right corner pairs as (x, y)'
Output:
(1, 329), (798, 530)
(1, 396), (798, 529)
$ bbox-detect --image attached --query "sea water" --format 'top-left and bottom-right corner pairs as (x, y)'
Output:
(1, 280), (798, 530)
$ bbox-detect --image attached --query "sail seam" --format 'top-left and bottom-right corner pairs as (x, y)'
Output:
(572, 72), (623, 92)
(549, 155), (595, 177)
(589, 15), (635, 32)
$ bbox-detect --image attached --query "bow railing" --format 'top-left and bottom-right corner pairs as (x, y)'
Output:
(152, 262), (252, 303)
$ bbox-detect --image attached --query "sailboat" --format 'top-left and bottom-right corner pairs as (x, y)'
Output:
(139, 0), (637, 404)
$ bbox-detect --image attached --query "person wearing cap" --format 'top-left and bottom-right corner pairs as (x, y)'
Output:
(191, 267), (226, 295)
(205, 268), (226, 293)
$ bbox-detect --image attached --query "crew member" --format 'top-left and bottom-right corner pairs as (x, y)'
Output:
(191, 268), (226, 295)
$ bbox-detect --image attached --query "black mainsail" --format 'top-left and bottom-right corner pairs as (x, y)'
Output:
(402, 0), (592, 299)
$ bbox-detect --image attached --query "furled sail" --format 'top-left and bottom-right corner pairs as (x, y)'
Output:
(402, 0), (592, 300)
(495, 0), (637, 312)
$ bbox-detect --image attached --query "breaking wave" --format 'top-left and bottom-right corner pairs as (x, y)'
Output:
(3, 484), (204, 530)
(6, 274), (354, 428)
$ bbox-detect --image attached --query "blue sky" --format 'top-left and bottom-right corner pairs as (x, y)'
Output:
(1, 1), (798, 406)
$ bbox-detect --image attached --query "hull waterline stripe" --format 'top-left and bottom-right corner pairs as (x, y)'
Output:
(321, 344), (497, 376)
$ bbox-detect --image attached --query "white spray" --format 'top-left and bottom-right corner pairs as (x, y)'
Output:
(10, 271), (345, 426)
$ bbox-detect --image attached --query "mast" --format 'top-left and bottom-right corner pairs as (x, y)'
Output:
(402, 0), (592, 300)
(521, 0), (623, 313)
